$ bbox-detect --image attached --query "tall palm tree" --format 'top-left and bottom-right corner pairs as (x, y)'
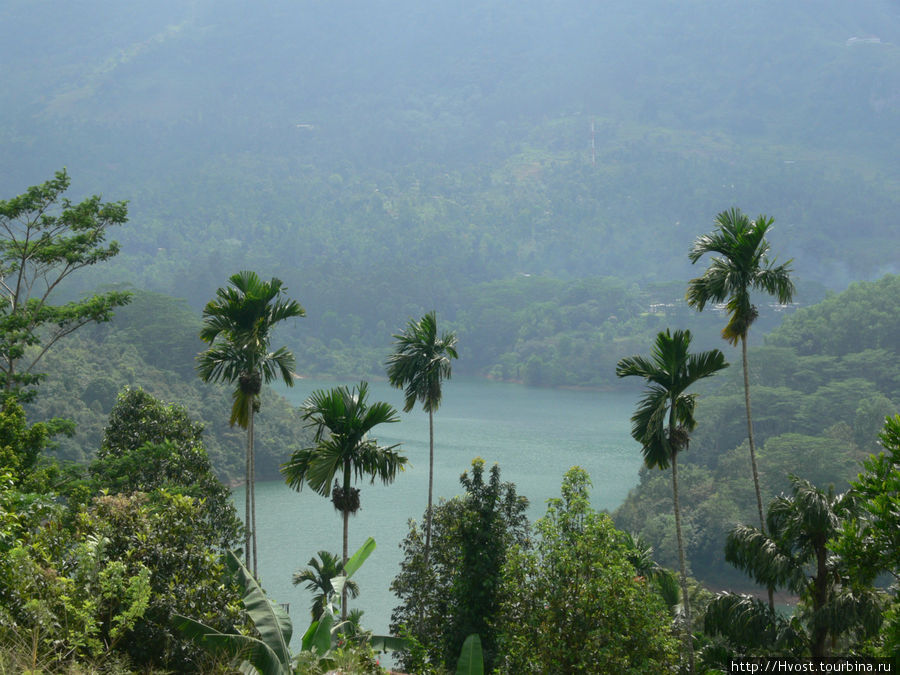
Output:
(617, 329), (728, 674)
(686, 209), (794, 534)
(293, 550), (360, 621)
(281, 381), (407, 618)
(704, 476), (883, 660)
(386, 311), (458, 565)
(197, 271), (304, 576)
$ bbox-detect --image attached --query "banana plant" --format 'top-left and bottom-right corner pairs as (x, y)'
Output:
(173, 548), (293, 674)
(300, 536), (375, 654)
(456, 634), (484, 675)
(174, 537), (405, 674)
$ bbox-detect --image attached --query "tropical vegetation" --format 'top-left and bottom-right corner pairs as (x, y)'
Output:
(496, 467), (680, 673)
(0, 170), (130, 401)
(1, 167), (897, 673)
(703, 477), (885, 665)
(389, 459), (529, 673)
(687, 208), (795, 611)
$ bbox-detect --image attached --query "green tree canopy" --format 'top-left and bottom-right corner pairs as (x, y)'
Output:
(496, 467), (679, 673)
(0, 170), (130, 401)
(92, 387), (242, 549)
(390, 458), (529, 673)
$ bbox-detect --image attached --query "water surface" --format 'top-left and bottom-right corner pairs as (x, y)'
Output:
(236, 377), (640, 642)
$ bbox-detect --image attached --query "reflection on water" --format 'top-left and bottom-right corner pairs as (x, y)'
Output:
(234, 377), (639, 644)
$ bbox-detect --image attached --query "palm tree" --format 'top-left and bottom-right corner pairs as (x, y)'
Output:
(386, 311), (458, 565)
(293, 550), (360, 621)
(616, 329), (728, 674)
(281, 381), (407, 618)
(686, 209), (794, 546)
(704, 476), (883, 660)
(197, 271), (304, 576)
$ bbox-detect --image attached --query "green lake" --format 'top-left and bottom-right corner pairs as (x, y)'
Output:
(234, 377), (640, 643)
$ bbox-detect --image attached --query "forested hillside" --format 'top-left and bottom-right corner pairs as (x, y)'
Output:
(1, 0), (898, 384)
(615, 275), (900, 585)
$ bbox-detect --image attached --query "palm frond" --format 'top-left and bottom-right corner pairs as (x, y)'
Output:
(703, 592), (781, 650)
(282, 383), (407, 509)
(725, 524), (805, 591)
(618, 329), (727, 469)
(386, 311), (458, 413)
(687, 209), (793, 342)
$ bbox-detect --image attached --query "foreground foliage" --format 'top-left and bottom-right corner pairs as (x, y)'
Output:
(0, 395), (244, 672)
(496, 467), (680, 673)
(390, 459), (529, 673)
(176, 539), (387, 675)
(703, 476), (884, 665)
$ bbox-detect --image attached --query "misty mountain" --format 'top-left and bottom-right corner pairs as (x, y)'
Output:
(1, 0), (899, 378)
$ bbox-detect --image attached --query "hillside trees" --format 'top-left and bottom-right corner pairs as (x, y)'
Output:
(390, 459), (529, 673)
(837, 415), (900, 659)
(0, 395), (244, 671)
(616, 275), (900, 586)
(704, 477), (883, 661)
(91, 387), (242, 549)
(496, 467), (679, 673)
(23, 289), (306, 481)
(0, 170), (130, 401)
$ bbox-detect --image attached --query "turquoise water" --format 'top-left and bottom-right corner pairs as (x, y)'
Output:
(234, 377), (639, 643)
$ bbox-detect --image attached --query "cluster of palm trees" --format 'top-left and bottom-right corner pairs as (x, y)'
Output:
(196, 208), (800, 664)
(617, 208), (795, 672)
(196, 276), (457, 621)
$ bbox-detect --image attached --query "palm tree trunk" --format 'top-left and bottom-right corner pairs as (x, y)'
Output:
(250, 406), (258, 578)
(671, 454), (695, 675)
(424, 409), (435, 567)
(244, 418), (252, 573)
(742, 335), (774, 611)
(811, 543), (829, 658)
(342, 458), (351, 621)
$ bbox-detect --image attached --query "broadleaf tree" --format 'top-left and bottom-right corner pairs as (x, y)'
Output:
(390, 459), (529, 673)
(0, 169), (130, 401)
(495, 467), (679, 674)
